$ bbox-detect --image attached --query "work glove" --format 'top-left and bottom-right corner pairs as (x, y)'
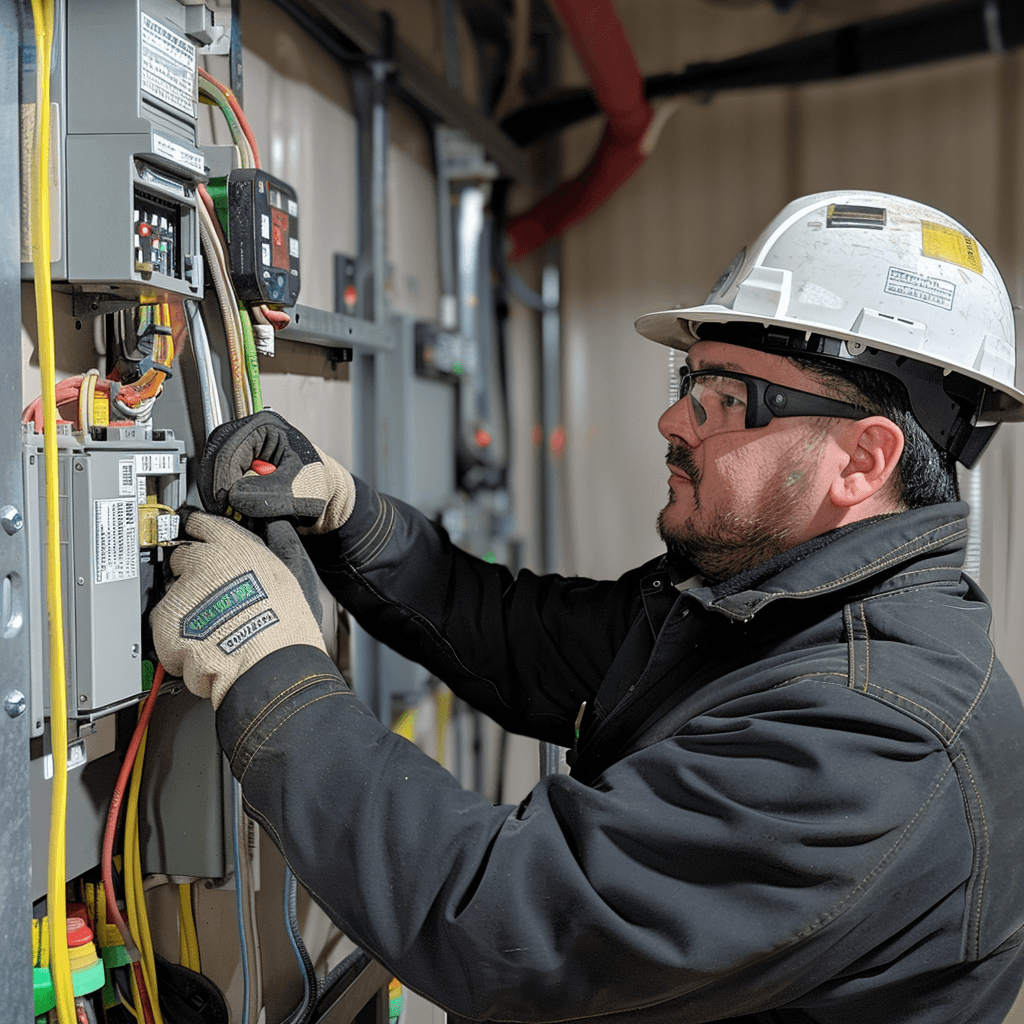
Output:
(198, 410), (355, 533)
(151, 510), (326, 709)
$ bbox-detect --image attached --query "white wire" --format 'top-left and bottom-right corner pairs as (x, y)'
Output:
(197, 202), (251, 417)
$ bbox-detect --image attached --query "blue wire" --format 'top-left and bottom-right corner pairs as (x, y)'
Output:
(232, 779), (251, 1024)
(283, 867), (311, 1012)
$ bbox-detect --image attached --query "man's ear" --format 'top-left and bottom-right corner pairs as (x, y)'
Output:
(829, 417), (905, 509)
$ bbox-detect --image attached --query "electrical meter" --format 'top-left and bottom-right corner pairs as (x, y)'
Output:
(220, 168), (301, 306)
(22, 0), (208, 302)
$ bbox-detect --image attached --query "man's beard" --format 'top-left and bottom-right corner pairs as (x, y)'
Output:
(656, 442), (812, 583)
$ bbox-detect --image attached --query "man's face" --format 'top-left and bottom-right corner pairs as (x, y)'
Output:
(656, 340), (846, 581)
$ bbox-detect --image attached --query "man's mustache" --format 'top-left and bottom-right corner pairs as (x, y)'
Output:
(667, 443), (700, 486)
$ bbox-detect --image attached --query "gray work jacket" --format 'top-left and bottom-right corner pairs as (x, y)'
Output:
(217, 487), (1024, 1023)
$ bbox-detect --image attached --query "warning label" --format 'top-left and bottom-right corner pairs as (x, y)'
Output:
(135, 451), (176, 475)
(884, 267), (955, 311)
(152, 133), (204, 175)
(140, 12), (196, 118)
(93, 499), (139, 584)
(922, 220), (984, 275)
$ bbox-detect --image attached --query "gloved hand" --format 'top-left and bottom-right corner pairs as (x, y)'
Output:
(151, 510), (326, 708)
(198, 410), (355, 534)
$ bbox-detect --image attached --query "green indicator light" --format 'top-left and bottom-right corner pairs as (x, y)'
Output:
(452, 362), (463, 375)
(483, 551), (497, 564)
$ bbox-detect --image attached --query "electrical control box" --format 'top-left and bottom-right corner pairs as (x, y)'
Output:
(222, 169), (301, 306)
(22, 424), (186, 738)
(21, 0), (209, 301)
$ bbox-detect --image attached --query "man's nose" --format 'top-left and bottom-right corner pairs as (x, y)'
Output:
(658, 394), (702, 446)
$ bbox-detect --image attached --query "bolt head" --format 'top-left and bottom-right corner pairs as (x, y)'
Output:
(4, 690), (26, 718)
(0, 506), (23, 535)
(79, 694), (88, 703)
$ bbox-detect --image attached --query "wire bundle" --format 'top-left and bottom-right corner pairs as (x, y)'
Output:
(100, 664), (167, 1024)
(110, 303), (176, 419)
(198, 66), (291, 380)
(196, 180), (259, 416)
(22, 303), (178, 433)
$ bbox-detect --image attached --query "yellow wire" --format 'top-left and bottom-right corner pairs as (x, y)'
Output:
(30, 2), (74, 1021)
(178, 884), (200, 973)
(125, 726), (164, 1024)
(119, 992), (141, 1022)
(436, 689), (454, 767)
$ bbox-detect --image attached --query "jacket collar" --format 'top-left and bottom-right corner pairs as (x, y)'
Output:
(670, 502), (970, 623)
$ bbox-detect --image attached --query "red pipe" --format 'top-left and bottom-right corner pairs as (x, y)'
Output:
(506, 0), (653, 262)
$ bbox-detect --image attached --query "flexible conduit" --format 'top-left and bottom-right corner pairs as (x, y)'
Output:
(505, 0), (653, 262)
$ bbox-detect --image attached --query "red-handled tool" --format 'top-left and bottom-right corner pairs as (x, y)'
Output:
(227, 460), (277, 522)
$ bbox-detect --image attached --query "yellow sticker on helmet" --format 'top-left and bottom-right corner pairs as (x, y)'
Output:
(922, 220), (983, 275)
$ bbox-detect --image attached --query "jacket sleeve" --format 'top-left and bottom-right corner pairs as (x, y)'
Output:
(217, 645), (970, 1024)
(302, 479), (648, 744)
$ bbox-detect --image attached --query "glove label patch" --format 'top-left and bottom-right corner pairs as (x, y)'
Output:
(217, 609), (280, 654)
(182, 571), (267, 639)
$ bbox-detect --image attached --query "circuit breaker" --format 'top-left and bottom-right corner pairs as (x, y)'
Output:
(22, 423), (186, 738)
(21, 0), (210, 301)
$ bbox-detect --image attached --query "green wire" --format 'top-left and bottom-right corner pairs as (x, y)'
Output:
(199, 84), (249, 163)
(239, 305), (263, 412)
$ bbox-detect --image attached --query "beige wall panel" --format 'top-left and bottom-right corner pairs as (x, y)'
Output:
(387, 142), (441, 319)
(794, 57), (1003, 239)
(560, 84), (791, 577)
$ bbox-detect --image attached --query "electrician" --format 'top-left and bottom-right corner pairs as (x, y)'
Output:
(153, 191), (1024, 1024)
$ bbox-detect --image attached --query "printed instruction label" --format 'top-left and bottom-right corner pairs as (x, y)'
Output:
(922, 220), (984, 275)
(135, 451), (176, 475)
(93, 499), (139, 584)
(884, 267), (956, 311)
(140, 12), (196, 117)
(152, 133), (205, 175)
(118, 459), (136, 497)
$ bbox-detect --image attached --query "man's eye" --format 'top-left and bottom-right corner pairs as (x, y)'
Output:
(721, 394), (744, 408)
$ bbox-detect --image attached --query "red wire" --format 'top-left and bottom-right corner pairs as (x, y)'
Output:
(198, 67), (261, 168)
(101, 662), (165, 1024)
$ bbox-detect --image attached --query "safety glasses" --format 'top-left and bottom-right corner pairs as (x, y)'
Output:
(678, 368), (870, 438)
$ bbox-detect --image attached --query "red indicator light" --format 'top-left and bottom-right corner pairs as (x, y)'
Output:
(549, 425), (567, 456)
(475, 429), (492, 448)
(343, 285), (358, 307)
(139, 223), (151, 237)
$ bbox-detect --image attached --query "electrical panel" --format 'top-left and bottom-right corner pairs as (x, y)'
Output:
(22, 423), (186, 738)
(21, 0), (209, 301)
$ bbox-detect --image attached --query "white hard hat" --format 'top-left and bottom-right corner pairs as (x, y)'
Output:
(635, 191), (1024, 465)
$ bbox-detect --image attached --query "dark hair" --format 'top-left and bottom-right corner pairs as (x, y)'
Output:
(792, 356), (960, 508)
